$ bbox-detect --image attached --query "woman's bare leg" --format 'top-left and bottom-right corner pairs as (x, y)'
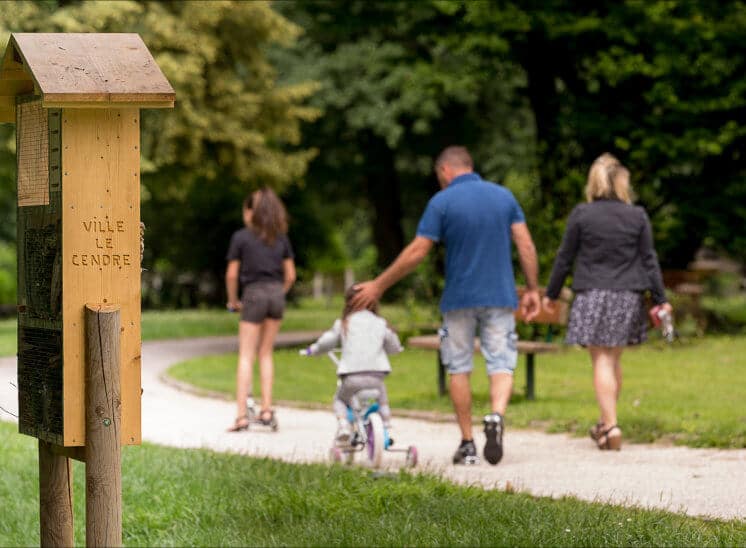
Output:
(258, 318), (282, 415)
(589, 346), (624, 427)
(236, 321), (261, 420)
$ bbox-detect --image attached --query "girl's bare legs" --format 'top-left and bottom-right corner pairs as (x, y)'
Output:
(257, 318), (282, 417)
(589, 345), (624, 427)
(235, 321), (261, 420)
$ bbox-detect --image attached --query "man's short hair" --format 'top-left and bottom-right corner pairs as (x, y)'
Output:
(435, 146), (473, 170)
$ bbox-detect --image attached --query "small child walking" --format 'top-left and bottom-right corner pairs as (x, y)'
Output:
(302, 287), (403, 442)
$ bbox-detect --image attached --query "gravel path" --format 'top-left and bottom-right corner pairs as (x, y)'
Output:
(1, 335), (745, 521)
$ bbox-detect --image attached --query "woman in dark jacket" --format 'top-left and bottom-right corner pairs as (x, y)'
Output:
(543, 154), (672, 451)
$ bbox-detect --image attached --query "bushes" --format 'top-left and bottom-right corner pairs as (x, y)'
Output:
(0, 243), (15, 306)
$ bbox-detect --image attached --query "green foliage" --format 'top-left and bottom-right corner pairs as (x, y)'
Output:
(1, 1), (744, 306)
(2, 421), (746, 546)
(276, 0), (536, 273)
(0, 1), (320, 305)
(460, 0), (746, 266)
(171, 335), (746, 448)
(0, 242), (15, 304)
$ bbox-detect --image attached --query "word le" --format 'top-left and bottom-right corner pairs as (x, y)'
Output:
(71, 219), (132, 268)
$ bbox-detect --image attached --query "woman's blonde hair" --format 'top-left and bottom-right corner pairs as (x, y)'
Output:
(245, 188), (288, 244)
(585, 153), (632, 204)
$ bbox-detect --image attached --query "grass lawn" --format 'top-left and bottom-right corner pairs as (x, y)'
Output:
(0, 298), (438, 357)
(169, 336), (746, 448)
(0, 317), (14, 357)
(1, 422), (744, 546)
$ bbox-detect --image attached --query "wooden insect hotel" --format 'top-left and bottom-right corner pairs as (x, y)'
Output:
(0, 33), (175, 448)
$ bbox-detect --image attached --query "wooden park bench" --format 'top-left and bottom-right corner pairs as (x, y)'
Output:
(408, 288), (570, 400)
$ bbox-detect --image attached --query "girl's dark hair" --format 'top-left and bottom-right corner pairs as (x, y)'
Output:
(342, 286), (377, 332)
(245, 188), (288, 244)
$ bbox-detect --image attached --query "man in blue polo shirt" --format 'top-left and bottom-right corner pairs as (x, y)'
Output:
(353, 146), (540, 465)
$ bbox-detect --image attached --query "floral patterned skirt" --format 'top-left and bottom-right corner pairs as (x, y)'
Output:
(565, 289), (647, 347)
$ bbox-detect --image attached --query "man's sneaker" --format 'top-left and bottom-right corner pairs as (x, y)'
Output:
(483, 412), (504, 465)
(335, 420), (352, 444)
(452, 440), (480, 465)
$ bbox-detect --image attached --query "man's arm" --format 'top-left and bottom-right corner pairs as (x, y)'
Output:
(511, 222), (540, 321)
(351, 236), (434, 309)
(225, 260), (241, 310)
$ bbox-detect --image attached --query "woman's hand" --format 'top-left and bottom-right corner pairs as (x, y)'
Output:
(542, 296), (556, 314)
(226, 300), (242, 312)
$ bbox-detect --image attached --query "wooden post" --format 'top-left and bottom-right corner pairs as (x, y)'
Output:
(84, 304), (122, 547)
(38, 440), (74, 547)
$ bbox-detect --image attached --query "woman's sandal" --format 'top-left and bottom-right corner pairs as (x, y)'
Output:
(227, 415), (250, 432)
(596, 425), (622, 450)
(589, 421), (605, 441)
(258, 409), (274, 426)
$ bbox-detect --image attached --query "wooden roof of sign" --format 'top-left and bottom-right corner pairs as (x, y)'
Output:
(0, 33), (175, 122)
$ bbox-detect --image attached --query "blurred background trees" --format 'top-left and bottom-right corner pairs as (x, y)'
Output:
(0, 0), (744, 308)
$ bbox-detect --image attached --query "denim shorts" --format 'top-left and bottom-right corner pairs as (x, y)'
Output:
(440, 307), (518, 375)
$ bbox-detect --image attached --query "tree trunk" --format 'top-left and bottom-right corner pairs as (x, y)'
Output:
(362, 134), (405, 270)
(522, 30), (562, 209)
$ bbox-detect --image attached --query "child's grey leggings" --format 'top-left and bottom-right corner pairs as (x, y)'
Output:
(333, 372), (391, 426)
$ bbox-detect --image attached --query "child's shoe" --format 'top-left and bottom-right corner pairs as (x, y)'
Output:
(335, 419), (352, 444)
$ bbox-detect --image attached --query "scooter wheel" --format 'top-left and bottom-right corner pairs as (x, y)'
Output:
(270, 417), (279, 432)
(405, 446), (418, 468)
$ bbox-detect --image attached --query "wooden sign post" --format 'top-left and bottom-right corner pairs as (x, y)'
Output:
(0, 33), (174, 546)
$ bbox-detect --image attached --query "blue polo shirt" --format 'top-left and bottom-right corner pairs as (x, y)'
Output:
(416, 172), (525, 312)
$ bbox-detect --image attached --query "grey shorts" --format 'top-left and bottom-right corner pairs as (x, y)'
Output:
(240, 282), (285, 323)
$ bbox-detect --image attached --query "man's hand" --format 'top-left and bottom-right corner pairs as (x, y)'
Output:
(350, 281), (383, 310)
(521, 289), (541, 322)
(541, 296), (556, 314)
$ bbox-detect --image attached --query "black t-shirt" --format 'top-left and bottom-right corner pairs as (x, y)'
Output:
(226, 228), (294, 287)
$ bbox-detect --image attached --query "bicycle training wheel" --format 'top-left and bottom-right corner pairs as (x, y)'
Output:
(365, 413), (385, 468)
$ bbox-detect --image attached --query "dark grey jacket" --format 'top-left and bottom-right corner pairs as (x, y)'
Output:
(546, 199), (666, 304)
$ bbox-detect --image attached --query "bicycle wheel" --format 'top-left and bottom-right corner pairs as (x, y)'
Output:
(365, 412), (385, 468)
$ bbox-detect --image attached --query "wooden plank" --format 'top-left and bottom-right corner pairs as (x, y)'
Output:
(62, 108), (141, 446)
(43, 98), (175, 109)
(84, 304), (122, 547)
(0, 78), (35, 96)
(0, 95), (15, 109)
(1, 41), (23, 70)
(49, 443), (86, 462)
(408, 335), (563, 355)
(10, 33), (174, 106)
(39, 440), (74, 547)
(0, 107), (13, 123)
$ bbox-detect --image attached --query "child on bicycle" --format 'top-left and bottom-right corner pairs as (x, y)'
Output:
(301, 286), (403, 443)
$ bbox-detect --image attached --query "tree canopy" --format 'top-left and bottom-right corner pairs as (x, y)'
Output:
(0, 0), (319, 304)
(0, 0), (744, 306)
